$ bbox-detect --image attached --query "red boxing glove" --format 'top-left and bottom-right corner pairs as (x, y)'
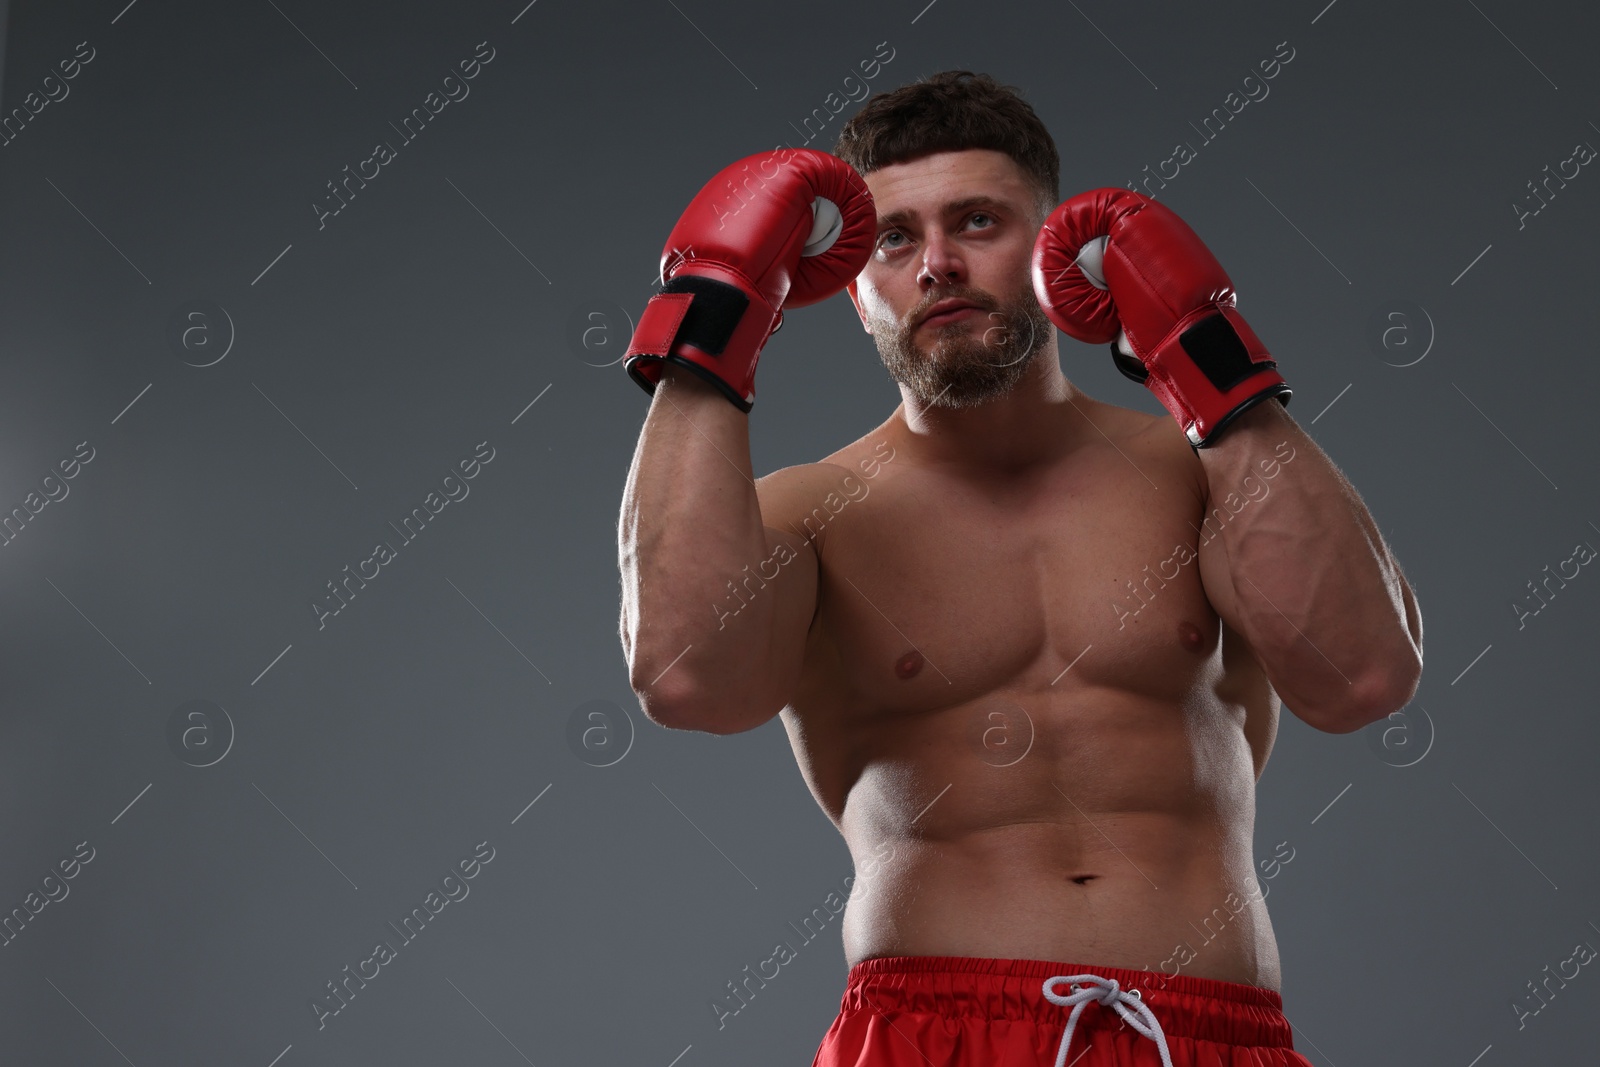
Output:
(1031, 188), (1290, 447)
(624, 148), (875, 411)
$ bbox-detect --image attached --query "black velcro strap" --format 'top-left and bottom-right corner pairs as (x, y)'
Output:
(1179, 313), (1270, 393)
(661, 275), (749, 357)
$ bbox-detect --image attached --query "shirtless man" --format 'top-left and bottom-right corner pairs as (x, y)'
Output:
(618, 71), (1422, 1067)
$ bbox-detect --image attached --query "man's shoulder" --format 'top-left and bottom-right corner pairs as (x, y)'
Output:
(760, 424), (901, 491)
(1087, 399), (1205, 498)
(755, 429), (902, 543)
(1079, 396), (1165, 443)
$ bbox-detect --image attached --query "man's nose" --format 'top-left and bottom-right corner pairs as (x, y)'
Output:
(917, 234), (965, 287)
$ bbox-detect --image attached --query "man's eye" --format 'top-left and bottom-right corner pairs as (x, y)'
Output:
(968, 213), (994, 228)
(878, 231), (905, 249)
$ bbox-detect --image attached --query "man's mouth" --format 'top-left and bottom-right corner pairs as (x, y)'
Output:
(919, 302), (984, 329)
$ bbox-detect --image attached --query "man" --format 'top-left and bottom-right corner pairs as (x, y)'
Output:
(618, 70), (1422, 1067)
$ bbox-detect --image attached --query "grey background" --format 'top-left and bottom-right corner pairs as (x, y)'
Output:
(0, 0), (1595, 1063)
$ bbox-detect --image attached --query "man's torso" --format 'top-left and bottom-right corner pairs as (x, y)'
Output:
(768, 398), (1284, 991)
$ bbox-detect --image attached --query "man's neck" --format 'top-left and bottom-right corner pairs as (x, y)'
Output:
(889, 348), (1095, 476)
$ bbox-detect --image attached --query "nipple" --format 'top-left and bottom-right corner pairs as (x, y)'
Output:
(1178, 621), (1208, 653)
(894, 650), (924, 680)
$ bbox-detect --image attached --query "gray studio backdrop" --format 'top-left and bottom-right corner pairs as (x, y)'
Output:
(1, 0), (1595, 1063)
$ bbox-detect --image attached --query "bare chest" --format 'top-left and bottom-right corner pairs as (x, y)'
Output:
(797, 441), (1223, 720)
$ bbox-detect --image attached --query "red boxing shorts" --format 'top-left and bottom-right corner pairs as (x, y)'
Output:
(810, 956), (1315, 1067)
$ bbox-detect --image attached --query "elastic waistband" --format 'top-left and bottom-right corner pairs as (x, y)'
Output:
(841, 956), (1293, 1048)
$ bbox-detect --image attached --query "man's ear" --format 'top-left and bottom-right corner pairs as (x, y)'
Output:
(846, 278), (871, 334)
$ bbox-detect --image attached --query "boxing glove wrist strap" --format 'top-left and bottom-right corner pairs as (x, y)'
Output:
(1116, 304), (1291, 448)
(625, 274), (782, 414)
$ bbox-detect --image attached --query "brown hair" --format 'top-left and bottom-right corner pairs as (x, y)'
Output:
(833, 70), (1060, 225)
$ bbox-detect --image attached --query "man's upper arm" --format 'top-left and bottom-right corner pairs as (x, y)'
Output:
(730, 464), (831, 729)
(1163, 426), (1275, 689)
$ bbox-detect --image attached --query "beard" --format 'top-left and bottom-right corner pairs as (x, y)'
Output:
(867, 282), (1055, 410)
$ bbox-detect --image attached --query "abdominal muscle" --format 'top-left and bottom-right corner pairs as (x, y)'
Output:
(810, 683), (1283, 992)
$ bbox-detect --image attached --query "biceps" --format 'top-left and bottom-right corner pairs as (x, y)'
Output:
(756, 526), (819, 711)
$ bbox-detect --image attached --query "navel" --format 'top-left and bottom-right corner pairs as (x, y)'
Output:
(894, 649), (924, 680)
(1177, 621), (1207, 653)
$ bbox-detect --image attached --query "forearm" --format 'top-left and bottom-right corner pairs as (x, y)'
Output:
(618, 365), (778, 717)
(1197, 398), (1422, 727)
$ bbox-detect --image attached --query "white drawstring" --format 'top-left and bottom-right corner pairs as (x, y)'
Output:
(1042, 973), (1175, 1067)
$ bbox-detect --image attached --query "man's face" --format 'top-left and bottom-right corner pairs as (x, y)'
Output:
(847, 149), (1054, 409)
